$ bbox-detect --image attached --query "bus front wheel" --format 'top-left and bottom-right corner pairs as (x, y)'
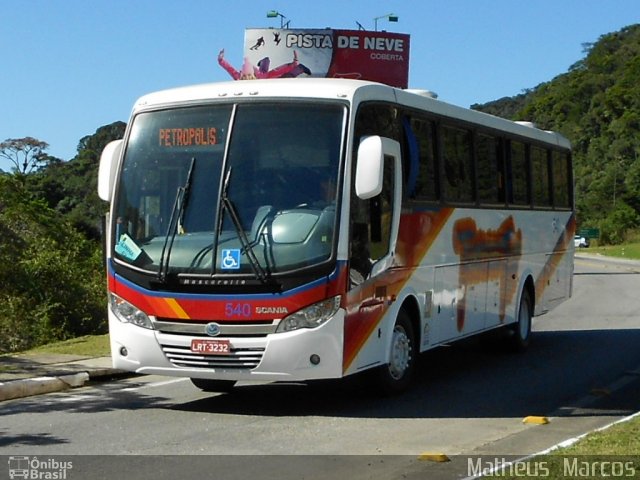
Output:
(376, 310), (416, 395)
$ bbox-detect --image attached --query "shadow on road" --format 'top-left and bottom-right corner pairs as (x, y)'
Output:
(170, 327), (640, 420)
(0, 430), (69, 447)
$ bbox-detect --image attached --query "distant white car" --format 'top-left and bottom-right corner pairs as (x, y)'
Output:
(574, 235), (589, 248)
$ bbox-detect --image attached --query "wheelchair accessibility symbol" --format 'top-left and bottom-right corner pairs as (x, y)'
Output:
(221, 249), (241, 270)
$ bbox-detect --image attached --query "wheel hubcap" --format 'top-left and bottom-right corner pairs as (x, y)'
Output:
(389, 326), (411, 380)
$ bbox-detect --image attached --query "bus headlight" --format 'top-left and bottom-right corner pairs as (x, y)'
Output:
(276, 296), (341, 333)
(109, 293), (154, 330)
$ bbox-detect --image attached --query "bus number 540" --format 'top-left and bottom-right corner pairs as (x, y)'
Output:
(225, 303), (250, 318)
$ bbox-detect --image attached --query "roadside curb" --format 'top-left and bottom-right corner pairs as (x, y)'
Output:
(0, 368), (131, 402)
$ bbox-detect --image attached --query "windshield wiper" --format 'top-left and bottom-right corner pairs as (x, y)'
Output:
(158, 157), (196, 282)
(219, 168), (270, 283)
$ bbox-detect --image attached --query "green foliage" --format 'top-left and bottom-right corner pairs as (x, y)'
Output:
(0, 170), (107, 352)
(0, 122), (125, 352)
(25, 121), (126, 239)
(470, 93), (529, 119)
(598, 201), (639, 244)
(473, 24), (640, 243)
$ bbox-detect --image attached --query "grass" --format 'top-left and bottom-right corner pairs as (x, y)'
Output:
(557, 416), (640, 455)
(585, 241), (640, 260)
(25, 334), (111, 357)
(498, 416), (640, 478)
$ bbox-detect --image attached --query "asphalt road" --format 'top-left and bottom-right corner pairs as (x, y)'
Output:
(2, 255), (640, 479)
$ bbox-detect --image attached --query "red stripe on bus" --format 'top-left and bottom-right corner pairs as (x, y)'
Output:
(343, 207), (454, 373)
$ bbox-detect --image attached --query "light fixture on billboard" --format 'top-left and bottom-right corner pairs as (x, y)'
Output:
(374, 13), (398, 31)
(267, 10), (290, 28)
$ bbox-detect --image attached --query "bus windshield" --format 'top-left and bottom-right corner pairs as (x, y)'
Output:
(112, 102), (345, 280)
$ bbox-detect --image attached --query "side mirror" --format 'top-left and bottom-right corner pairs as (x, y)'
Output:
(355, 136), (384, 199)
(98, 140), (123, 202)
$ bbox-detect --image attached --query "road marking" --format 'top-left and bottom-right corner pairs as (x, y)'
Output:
(59, 394), (95, 403)
(120, 377), (188, 392)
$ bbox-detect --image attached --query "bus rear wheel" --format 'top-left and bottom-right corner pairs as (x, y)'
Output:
(507, 289), (532, 352)
(190, 378), (236, 393)
(376, 310), (416, 395)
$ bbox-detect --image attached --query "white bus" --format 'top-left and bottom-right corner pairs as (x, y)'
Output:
(98, 78), (574, 394)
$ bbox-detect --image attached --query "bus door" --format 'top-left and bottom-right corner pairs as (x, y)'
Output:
(345, 137), (402, 371)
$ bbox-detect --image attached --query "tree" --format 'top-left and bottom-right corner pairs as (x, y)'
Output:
(0, 175), (106, 352)
(0, 137), (50, 175)
(0, 123), (126, 351)
(599, 200), (639, 244)
(25, 121), (126, 239)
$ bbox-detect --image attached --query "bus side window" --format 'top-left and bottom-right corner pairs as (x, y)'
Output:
(369, 156), (394, 257)
(509, 140), (529, 206)
(406, 116), (438, 201)
(552, 150), (571, 209)
(477, 133), (504, 205)
(531, 145), (551, 207)
(442, 125), (474, 203)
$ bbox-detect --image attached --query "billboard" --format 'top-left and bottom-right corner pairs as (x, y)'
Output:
(217, 28), (410, 88)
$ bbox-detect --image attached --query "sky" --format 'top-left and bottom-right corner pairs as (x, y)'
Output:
(1, 0), (638, 172)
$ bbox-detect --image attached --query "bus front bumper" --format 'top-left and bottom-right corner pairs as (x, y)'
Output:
(108, 310), (345, 382)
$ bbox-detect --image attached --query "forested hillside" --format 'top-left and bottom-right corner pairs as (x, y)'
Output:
(0, 122), (125, 352)
(472, 24), (640, 243)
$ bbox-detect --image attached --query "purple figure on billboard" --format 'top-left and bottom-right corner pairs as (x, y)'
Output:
(217, 50), (311, 80)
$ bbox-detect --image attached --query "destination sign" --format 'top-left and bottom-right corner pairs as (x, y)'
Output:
(159, 127), (218, 148)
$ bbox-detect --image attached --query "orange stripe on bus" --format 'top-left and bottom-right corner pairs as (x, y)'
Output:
(342, 207), (454, 373)
(163, 298), (190, 319)
(535, 215), (575, 298)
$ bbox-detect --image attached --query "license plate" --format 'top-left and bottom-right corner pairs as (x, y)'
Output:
(191, 339), (231, 355)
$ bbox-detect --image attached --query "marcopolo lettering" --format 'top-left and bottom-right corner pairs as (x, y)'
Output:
(180, 278), (247, 286)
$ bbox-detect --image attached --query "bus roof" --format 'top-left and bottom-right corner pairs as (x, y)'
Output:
(133, 78), (571, 150)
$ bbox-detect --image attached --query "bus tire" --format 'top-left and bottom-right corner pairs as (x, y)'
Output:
(507, 289), (532, 352)
(376, 309), (416, 395)
(190, 378), (236, 393)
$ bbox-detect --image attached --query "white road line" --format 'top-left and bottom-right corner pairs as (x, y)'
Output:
(120, 377), (189, 392)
